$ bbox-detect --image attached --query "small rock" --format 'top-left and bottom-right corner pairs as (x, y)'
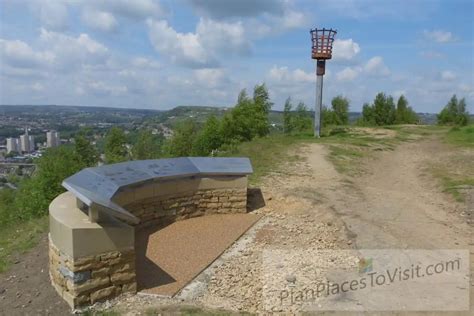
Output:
(286, 275), (296, 283)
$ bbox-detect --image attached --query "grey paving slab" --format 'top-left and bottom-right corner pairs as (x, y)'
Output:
(188, 157), (253, 175)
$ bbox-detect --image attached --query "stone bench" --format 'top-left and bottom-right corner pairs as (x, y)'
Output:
(48, 157), (252, 308)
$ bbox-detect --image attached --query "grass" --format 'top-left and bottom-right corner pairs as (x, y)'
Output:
(427, 125), (474, 202)
(429, 165), (474, 202)
(221, 125), (414, 180)
(444, 125), (474, 147)
(0, 216), (49, 273)
(221, 134), (307, 185)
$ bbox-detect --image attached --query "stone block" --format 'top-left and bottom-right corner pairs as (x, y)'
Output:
(110, 262), (134, 274)
(62, 290), (90, 308)
(207, 202), (219, 209)
(233, 201), (247, 208)
(99, 251), (120, 261)
(229, 196), (245, 202)
(67, 276), (110, 295)
(59, 266), (91, 284)
(122, 282), (137, 293)
(91, 267), (110, 278)
(90, 285), (120, 304)
(110, 271), (135, 285)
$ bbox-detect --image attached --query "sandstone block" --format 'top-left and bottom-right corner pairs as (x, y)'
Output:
(110, 262), (134, 274)
(62, 290), (90, 308)
(122, 282), (137, 293)
(207, 202), (219, 209)
(110, 271), (135, 285)
(90, 285), (120, 304)
(67, 276), (110, 295)
(91, 267), (110, 278)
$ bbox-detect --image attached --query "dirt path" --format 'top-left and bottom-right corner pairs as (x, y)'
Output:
(324, 137), (473, 313)
(0, 234), (70, 316)
(331, 137), (472, 250)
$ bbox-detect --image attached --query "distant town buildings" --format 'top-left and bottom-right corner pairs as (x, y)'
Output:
(6, 128), (35, 154)
(6, 137), (20, 153)
(46, 130), (60, 148)
(5, 129), (61, 154)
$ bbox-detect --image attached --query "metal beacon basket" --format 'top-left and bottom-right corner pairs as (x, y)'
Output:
(310, 28), (337, 60)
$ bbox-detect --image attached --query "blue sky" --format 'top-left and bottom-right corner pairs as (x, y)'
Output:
(0, 0), (473, 113)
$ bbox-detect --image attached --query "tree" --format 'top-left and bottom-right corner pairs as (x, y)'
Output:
(360, 103), (372, 125)
(163, 119), (199, 157)
(74, 131), (98, 167)
(395, 95), (419, 124)
(193, 116), (224, 156)
(132, 129), (163, 160)
(105, 127), (128, 164)
(293, 102), (313, 133)
(372, 92), (396, 125)
(15, 146), (85, 219)
(331, 96), (350, 125)
(456, 98), (469, 126)
(322, 106), (336, 127)
(438, 95), (470, 126)
(253, 83), (273, 114)
(220, 86), (271, 142)
(282, 98), (313, 134)
(283, 97), (293, 134)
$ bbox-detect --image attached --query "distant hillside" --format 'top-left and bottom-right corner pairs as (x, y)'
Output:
(1, 104), (455, 139)
(146, 106), (229, 127)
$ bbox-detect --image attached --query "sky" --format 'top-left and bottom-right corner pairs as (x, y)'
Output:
(0, 0), (473, 113)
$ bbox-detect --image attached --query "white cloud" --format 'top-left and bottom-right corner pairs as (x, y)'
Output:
(147, 18), (253, 68)
(32, 82), (45, 92)
(272, 9), (310, 30)
(364, 56), (390, 76)
(93, 0), (165, 20)
(38, 29), (109, 68)
(458, 84), (474, 99)
(188, 0), (285, 19)
(332, 39), (360, 61)
(85, 81), (128, 96)
(82, 9), (118, 32)
(131, 57), (160, 69)
(147, 19), (214, 68)
(268, 66), (315, 83)
(193, 68), (227, 88)
(196, 19), (251, 55)
(0, 39), (54, 69)
(39, 0), (69, 31)
(423, 30), (456, 43)
(419, 50), (444, 59)
(440, 70), (456, 81)
(336, 67), (359, 81)
(335, 56), (390, 81)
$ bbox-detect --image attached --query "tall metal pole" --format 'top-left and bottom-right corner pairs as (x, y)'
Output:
(314, 60), (326, 138)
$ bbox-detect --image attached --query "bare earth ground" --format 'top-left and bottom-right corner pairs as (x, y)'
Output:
(0, 234), (70, 315)
(0, 132), (472, 315)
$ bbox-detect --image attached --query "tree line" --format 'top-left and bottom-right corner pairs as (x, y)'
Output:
(0, 87), (470, 227)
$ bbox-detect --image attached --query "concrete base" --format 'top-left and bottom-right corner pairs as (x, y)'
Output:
(49, 192), (134, 259)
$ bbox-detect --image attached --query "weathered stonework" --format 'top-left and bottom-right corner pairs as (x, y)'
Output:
(49, 237), (136, 308)
(124, 188), (248, 226)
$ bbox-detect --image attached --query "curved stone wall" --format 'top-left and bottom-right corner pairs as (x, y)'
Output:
(49, 158), (252, 309)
